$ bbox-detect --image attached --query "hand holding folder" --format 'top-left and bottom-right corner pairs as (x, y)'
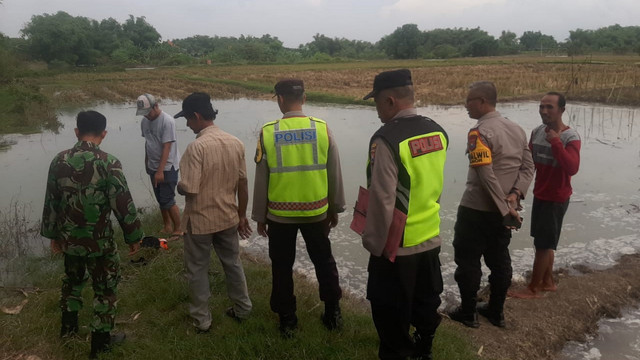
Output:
(350, 186), (407, 262)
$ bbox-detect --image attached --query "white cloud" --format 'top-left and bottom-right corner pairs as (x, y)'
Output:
(381, 0), (507, 16)
(0, 0), (638, 47)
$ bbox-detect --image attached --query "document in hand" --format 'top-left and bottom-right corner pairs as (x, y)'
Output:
(350, 186), (407, 262)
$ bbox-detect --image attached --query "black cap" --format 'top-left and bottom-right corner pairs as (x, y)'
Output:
(274, 79), (304, 96)
(363, 69), (413, 100)
(174, 92), (218, 120)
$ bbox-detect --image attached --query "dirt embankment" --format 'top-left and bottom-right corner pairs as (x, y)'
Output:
(445, 253), (640, 360)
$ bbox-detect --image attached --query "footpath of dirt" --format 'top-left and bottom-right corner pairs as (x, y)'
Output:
(444, 253), (640, 360)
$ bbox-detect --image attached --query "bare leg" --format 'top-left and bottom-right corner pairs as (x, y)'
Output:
(510, 249), (549, 299)
(168, 205), (183, 235)
(540, 250), (557, 291)
(160, 209), (172, 234)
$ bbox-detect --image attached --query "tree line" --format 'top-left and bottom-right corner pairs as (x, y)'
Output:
(1, 11), (640, 68)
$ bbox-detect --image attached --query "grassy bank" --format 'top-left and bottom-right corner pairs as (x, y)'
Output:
(1, 55), (639, 135)
(0, 82), (59, 135)
(0, 212), (480, 360)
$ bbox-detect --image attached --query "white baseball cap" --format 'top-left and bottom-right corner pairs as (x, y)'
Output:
(136, 94), (157, 116)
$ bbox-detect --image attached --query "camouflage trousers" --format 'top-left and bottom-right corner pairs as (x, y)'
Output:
(60, 249), (121, 333)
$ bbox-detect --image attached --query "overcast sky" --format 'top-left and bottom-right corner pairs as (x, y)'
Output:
(0, 0), (637, 48)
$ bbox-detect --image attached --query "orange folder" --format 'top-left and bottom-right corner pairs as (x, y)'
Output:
(350, 186), (407, 262)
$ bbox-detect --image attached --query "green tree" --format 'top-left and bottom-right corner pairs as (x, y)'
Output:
(306, 34), (342, 56)
(122, 15), (161, 49)
(0, 34), (21, 83)
(498, 30), (519, 55)
(172, 35), (219, 57)
(173, 34), (285, 63)
(379, 24), (423, 59)
(91, 18), (125, 60)
(459, 28), (499, 57)
(592, 24), (640, 54)
(566, 28), (594, 55)
(299, 35), (381, 60)
(464, 37), (499, 57)
(110, 41), (142, 64)
(415, 27), (500, 59)
(519, 31), (558, 52)
(431, 44), (459, 59)
(21, 11), (95, 65)
(565, 25), (640, 55)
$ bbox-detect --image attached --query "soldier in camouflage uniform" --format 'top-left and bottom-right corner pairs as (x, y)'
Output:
(41, 110), (143, 359)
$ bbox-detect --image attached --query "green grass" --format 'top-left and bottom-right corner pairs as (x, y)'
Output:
(0, 83), (60, 135)
(181, 75), (274, 94)
(180, 75), (373, 106)
(0, 212), (479, 360)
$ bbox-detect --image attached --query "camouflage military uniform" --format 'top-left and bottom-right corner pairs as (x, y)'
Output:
(41, 141), (143, 333)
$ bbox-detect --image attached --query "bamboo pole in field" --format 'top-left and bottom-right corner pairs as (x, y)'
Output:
(606, 74), (618, 103)
(629, 110), (635, 139)
(592, 108), (596, 138)
(617, 110), (623, 139)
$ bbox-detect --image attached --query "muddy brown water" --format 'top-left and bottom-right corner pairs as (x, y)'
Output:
(1, 99), (639, 358)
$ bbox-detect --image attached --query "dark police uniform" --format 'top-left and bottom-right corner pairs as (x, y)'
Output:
(364, 108), (448, 359)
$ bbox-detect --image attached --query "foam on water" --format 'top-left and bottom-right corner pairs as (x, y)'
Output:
(561, 307), (640, 360)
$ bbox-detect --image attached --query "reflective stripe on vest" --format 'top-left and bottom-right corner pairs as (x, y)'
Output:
(262, 117), (329, 217)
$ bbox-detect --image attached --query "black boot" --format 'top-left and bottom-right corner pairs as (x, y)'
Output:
(278, 312), (298, 339)
(321, 302), (343, 331)
(477, 302), (505, 328)
(89, 330), (126, 358)
(60, 311), (78, 338)
(89, 331), (111, 359)
(412, 332), (435, 360)
(447, 306), (479, 328)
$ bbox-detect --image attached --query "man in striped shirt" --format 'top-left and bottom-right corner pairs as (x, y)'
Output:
(511, 92), (581, 299)
(175, 92), (253, 333)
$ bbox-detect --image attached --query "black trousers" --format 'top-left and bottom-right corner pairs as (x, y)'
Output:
(267, 219), (342, 315)
(367, 247), (443, 360)
(453, 206), (512, 313)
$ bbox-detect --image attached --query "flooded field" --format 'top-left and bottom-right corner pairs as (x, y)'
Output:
(560, 305), (640, 359)
(1, 98), (639, 357)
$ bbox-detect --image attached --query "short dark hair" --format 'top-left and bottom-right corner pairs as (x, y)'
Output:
(386, 85), (415, 103)
(280, 92), (305, 103)
(76, 111), (106, 136)
(274, 79), (305, 104)
(546, 91), (566, 108)
(469, 81), (497, 106)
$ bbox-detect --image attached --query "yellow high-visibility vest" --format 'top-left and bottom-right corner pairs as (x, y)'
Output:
(396, 132), (447, 246)
(367, 115), (448, 247)
(262, 116), (329, 217)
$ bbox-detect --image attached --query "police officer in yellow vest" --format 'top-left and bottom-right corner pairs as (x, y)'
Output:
(362, 69), (448, 360)
(252, 79), (346, 338)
